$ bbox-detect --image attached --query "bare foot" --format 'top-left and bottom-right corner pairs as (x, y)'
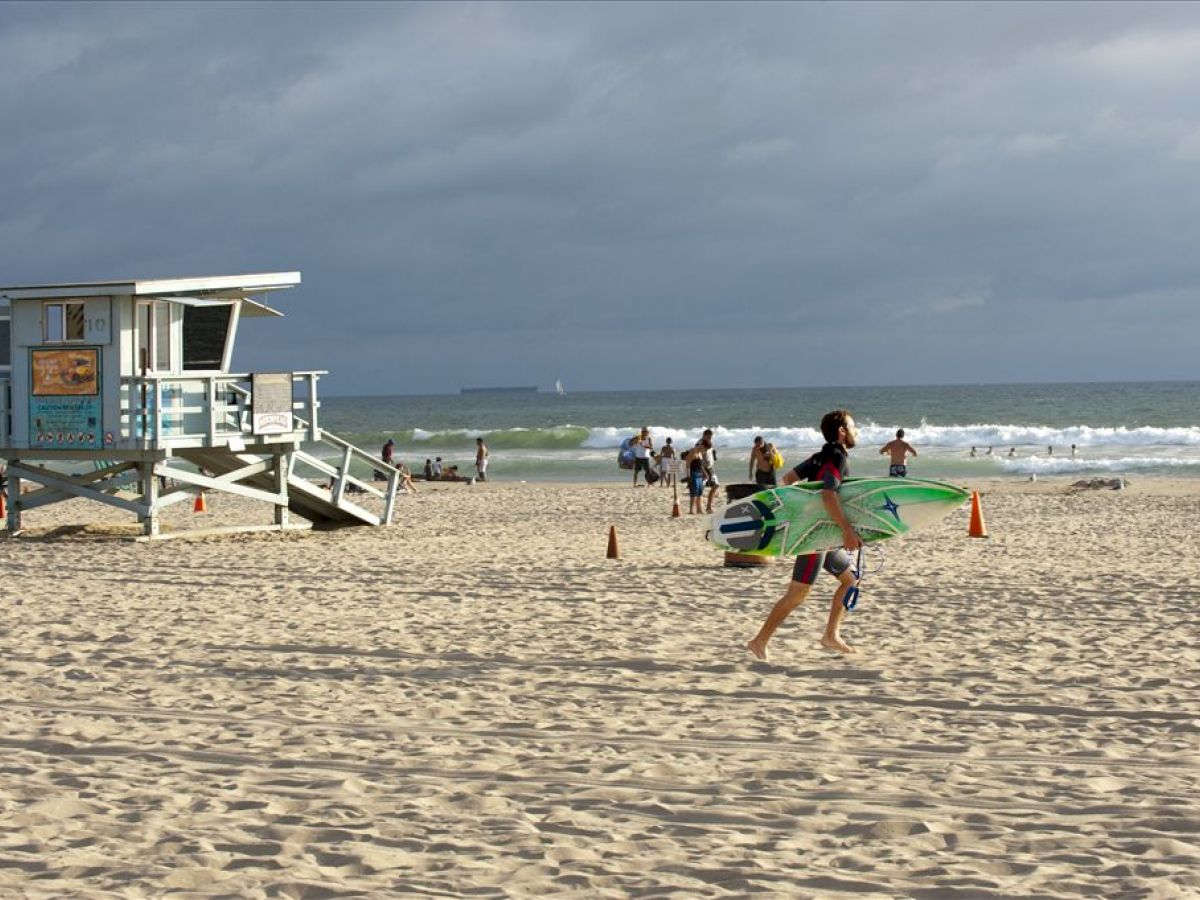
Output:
(820, 635), (856, 654)
(746, 639), (768, 660)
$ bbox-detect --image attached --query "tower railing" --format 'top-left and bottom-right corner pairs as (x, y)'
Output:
(117, 371), (325, 449)
(0, 373), (10, 448)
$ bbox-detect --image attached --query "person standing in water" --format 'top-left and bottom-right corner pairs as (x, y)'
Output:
(748, 436), (765, 480)
(879, 428), (917, 477)
(475, 437), (489, 482)
(747, 409), (863, 658)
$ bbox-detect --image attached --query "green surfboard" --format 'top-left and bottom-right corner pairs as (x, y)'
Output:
(708, 477), (970, 557)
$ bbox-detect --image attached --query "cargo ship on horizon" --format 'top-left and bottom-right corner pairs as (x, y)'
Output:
(460, 386), (539, 395)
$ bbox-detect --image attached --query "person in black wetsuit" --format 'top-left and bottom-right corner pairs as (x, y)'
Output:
(747, 409), (863, 658)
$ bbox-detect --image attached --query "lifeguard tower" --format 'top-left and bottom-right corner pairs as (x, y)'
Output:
(0, 272), (399, 538)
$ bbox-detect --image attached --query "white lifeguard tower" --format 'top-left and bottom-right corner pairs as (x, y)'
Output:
(0, 272), (399, 537)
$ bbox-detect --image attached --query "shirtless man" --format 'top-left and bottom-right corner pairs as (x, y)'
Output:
(748, 436), (765, 480)
(880, 428), (917, 477)
(747, 410), (862, 658)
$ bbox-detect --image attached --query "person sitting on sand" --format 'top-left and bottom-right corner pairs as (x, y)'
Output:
(880, 428), (917, 477)
(747, 409), (862, 659)
(396, 462), (418, 493)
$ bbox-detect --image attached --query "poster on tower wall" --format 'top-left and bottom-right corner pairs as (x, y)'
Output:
(29, 347), (103, 449)
(252, 372), (294, 435)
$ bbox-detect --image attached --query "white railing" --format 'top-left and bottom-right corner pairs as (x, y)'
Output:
(119, 371), (325, 449)
(0, 374), (9, 448)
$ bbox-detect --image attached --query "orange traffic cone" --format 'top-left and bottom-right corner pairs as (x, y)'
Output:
(193, 491), (208, 514)
(968, 490), (987, 538)
(606, 525), (619, 559)
(670, 483), (682, 518)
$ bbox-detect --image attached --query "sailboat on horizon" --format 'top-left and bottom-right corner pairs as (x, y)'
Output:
(555, 379), (565, 396)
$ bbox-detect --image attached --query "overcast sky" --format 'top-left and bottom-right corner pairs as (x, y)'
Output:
(2, 1), (1199, 394)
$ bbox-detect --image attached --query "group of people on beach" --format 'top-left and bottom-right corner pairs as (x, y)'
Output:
(628, 423), (922, 519)
(378, 437), (489, 488)
(970, 444), (1078, 458)
(626, 427), (722, 514)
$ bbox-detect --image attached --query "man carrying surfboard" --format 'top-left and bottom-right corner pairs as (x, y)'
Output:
(746, 409), (863, 658)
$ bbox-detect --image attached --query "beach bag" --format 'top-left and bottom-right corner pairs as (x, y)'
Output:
(618, 437), (635, 470)
(645, 469), (661, 485)
(771, 450), (784, 469)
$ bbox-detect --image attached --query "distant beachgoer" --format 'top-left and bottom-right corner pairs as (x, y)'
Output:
(1047, 446), (1053, 456)
(1071, 444), (1077, 458)
(1008, 447), (1016, 457)
(475, 437), (489, 482)
(632, 427), (654, 487)
(880, 428), (917, 477)
(747, 409), (862, 659)
(376, 438), (396, 480)
(433, 457), (443, 478)
(423, 459), (433, 480)
(753, 436), (772, 487)
(986, 446), (993, 456)
(699, 428), (720, 512)
(749, 436), (764, 480)
(753, 440), (779, 486)
(659, 437), (676, 488)
(970, 446), (977, 458)
(765, 442), (784, 485)
(396, 463), (418, 493)
(683, 441), (706, 514)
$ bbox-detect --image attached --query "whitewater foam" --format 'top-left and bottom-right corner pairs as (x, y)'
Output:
(398, 422), (1200, 452)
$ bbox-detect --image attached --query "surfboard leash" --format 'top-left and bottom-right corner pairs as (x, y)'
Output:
(843, 543), (885, 612)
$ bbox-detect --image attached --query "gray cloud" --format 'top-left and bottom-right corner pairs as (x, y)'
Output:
(3, 1), (1199, 392)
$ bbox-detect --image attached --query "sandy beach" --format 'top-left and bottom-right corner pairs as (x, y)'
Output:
(2, 477), (1198, 897)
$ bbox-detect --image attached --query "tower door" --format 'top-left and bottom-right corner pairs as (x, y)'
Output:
(135, 300), (173, 373)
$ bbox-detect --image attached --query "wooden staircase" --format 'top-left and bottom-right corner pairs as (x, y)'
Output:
(176, 430), (398, 528)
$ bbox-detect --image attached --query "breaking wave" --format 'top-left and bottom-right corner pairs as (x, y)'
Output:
(394, 422), (1200, 452)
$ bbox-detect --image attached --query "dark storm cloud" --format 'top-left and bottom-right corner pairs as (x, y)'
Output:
(3, 1), (1199, 392)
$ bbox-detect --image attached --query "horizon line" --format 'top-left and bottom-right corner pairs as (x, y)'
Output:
(320, 377), (1200, 401)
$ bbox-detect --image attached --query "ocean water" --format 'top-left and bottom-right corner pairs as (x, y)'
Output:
(317, 382), (1200, 484)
